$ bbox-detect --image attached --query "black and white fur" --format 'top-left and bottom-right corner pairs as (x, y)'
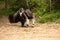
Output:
(8, 8), (35, 27)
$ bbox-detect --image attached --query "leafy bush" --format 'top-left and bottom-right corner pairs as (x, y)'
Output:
(39, 11), (60, 23)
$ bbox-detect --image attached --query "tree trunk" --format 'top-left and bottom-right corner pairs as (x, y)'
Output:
(50, 0), (51, 12)
(26, 0), (30, 9)
(5, 0), (8, 9)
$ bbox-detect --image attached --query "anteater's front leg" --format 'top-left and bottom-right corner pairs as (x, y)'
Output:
(21, 20), (26, 27)
(31, 18), (35, 27)
(26, 19), (29, 26)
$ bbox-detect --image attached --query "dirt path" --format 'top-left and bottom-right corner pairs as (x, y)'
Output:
(0, 16), (60, 40)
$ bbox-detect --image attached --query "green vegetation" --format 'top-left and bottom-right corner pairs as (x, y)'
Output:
(39, 11), (60, 23)
(0, 9), (15, 15)
(0, 0), (60, 23)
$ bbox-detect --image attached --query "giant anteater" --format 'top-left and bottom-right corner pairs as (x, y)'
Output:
(8, 8), (35, 27)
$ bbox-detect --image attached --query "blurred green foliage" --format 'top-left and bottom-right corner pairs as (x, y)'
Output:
(39, 11), (60, 23)
(0, 0), (60, 23)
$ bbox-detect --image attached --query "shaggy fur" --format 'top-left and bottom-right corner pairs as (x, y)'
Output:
(8, 8), (35, 27)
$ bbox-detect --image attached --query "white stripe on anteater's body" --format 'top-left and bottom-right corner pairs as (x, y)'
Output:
(13, 8), (25, 22)
(19, 8), (25, 16)
(14, 8), (24, 17)
(19, 11), (24, 16)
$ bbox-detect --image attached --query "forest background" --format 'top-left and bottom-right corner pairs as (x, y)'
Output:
(0, 0), (60, 23)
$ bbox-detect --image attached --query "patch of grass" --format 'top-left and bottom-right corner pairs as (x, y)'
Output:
(35, 11), (60, 23)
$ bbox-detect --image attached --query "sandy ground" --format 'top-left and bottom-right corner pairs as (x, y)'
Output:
(0, 16), (60, 40)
